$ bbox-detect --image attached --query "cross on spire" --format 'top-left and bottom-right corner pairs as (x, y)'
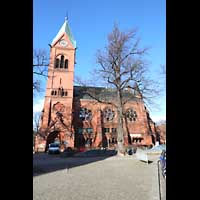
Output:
(65, 12), (68, 21)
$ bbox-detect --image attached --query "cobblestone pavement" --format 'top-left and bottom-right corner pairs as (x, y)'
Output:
(33, 153), (165, 200)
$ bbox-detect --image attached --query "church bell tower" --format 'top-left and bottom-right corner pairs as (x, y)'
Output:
(40, 18), (76, 148)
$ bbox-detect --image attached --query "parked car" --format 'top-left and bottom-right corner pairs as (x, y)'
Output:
(48, 143), (60, 154)
(159, 150), (166, 178)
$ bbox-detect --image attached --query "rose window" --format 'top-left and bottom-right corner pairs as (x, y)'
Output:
(126, 108), (137, 121)
(103, 108), (115, 121)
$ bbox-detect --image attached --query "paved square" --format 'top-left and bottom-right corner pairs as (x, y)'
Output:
(33, 154), (165, 200)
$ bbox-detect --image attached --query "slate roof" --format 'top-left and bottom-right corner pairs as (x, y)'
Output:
(73, 85), (141, 101)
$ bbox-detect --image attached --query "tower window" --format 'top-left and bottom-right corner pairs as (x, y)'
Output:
(64, 59), (68, 69)
(54, 55), (68, 69)
(51, 88), (67, 97)
(60, 55), (64, 68)
(61, 88), (64, 96)
(55, 58), (60, 68)
(58, 88), (61, 95)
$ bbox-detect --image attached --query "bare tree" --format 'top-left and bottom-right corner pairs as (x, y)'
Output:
(33, 112), (41, 133)
(33, 49), (49, 93)
(77, 24), (161, 155)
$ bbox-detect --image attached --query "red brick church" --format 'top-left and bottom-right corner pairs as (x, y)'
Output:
(36, 19), (159, 152)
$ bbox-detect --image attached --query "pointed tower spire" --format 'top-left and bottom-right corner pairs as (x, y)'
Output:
(51, 18), (76, 48)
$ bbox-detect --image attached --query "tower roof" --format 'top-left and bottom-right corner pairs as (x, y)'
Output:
(51, 18), (76, 48)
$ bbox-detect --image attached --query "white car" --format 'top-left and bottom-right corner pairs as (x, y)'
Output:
(48, 143), (60, 154)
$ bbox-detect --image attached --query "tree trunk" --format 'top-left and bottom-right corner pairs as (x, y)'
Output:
(117, 90), (125, 156)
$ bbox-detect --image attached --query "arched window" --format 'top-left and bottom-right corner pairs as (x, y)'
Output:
(64, 91), (68, 96)
(126, 108), (137, 122)
(64, 59), (68, 69)
(61, 88), (64, 97)
(58, 88), (61, 95)
(55, 58), (60, 68)
(54, 55), (68, 69)
(54, 91), (57, 95)
(60, 55), (64, 68)
(51, 90), (54, 95)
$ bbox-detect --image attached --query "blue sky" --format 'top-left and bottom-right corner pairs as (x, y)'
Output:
(33, 0), (166, 122)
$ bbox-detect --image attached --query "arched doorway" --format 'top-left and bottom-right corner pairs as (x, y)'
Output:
(45, 131), (60, 152)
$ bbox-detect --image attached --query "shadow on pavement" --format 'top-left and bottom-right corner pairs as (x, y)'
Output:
(138, 160), (154, 164)
(33, 150), (117, 177)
